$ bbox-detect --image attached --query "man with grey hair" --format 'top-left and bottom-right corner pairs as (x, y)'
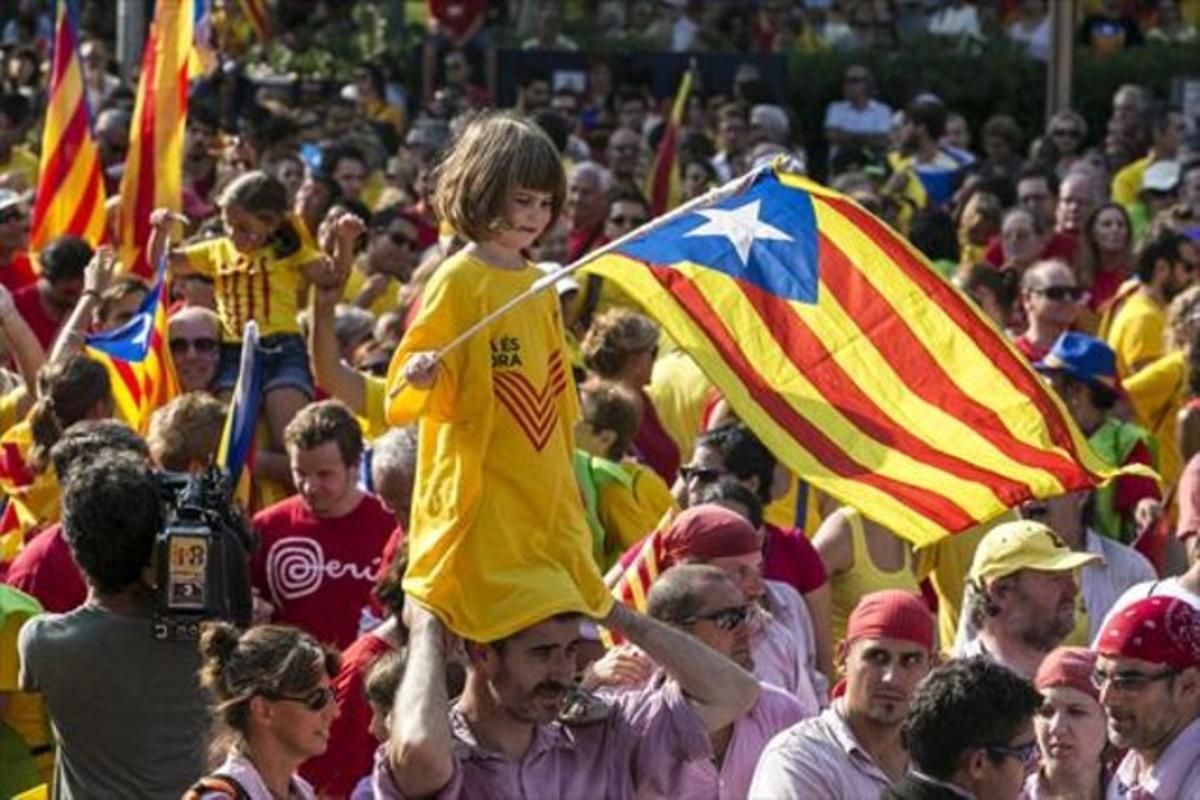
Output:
(587, 564), (805, 799)
(371, 426), (418, 531)
(566, 160), (612, 261)
(750, 104), (790, 147)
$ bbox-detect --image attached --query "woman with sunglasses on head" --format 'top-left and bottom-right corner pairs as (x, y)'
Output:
(188, 622), (340, 800)
(1025, 647), (1110, 800)
(1013, 259), (1085, 363)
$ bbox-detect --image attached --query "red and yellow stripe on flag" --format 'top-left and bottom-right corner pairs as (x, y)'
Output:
(644, 67), (692, 217)
(29, 0), (108, 251)
(117, 0), (193, 278)
(587, 163), (1125, 548)
(600, 527), (670, 645)
(83, 256), (178, 431)
(0, 422), (61, 568)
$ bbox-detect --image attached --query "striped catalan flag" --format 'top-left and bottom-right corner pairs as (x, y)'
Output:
(29, 0), (108, 251)
(644, 67), (692, 217)
(586, 162), (1125, 548)
(216, 320), (261, 505)
(117, 0), (193, 278)
(0, 422), (60, 571)
(83, 254), (178, 432)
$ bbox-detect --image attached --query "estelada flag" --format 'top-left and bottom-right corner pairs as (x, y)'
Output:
(29, 0), (108, 251)
(585, 161), (1129, 548)
(83, 253), (178, 432)
(215, 320), (261, 505)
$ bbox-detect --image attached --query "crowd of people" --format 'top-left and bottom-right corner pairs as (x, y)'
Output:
(0, 1), (1199, 799)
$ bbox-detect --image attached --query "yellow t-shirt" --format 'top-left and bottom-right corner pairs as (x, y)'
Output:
(646, 350), (713, 465)
(342, 264), (399, 320)
(1111, 155), (1149, 210)
(597, 461), (677, 567)
(362, 373), (388, 440)
(1106, 290), (1166, 377)
(828, 509), (920, 651)
(0, 147), (38, 192)
(181, 218), (322, 342)
(386, 252), (612, 641)
(1, 586), (51, 784)
(1124, 349), (1187, 490)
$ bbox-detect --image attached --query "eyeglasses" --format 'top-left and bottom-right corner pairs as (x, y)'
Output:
(1051, 128), (1083, 139)
(679, 604), (753, 631)
(679, 465), (724, 485)
(1092, 667), (1178, 692)
(609, 216), (647, 227)
(1032, 285), (1084, 302)
(262, 685), (335, 712)
(169, 336), (219, 355)
(985, 740), (1039, 770)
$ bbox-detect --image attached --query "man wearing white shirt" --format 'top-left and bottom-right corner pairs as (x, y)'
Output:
(824, 65), (892, 160)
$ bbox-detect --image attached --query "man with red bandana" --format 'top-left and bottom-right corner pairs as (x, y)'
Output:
(1094, 596), (1200, 798)
(749, 590), (936, 798)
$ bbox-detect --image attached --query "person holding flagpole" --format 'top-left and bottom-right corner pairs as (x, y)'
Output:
(385, 110), (613, 643)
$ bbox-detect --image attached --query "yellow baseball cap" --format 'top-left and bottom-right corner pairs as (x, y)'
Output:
(968, 520), (1102, 583)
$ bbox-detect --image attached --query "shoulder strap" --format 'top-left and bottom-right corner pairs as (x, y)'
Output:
(184, 774), (252, 800)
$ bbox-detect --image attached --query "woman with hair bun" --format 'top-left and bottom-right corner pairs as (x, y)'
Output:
(187, 623), (340, 800)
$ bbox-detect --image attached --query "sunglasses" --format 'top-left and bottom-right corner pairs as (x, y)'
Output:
(680, 604), (753, 631)
(169, 336), (220, 355)
(1092, 667), (1178, 692)
(0, 207), (25, 224)
(609, 216), (647, 227)
(985, 740), (1039, 770)
(263, 685), (335, 712)
(679, 465), (724, 484)
(1032, 285), (1084, 302)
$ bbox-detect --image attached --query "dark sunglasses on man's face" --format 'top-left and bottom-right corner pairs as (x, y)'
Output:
(679, 465), (723, 485)
(169, 336), (219, 356)
(262, 685), (335, 712)
(609, 215), (646, 227)
(1032, 285), (1084, 302)
(680, 604), (753, 631)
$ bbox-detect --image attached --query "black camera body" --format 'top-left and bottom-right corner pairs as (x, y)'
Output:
(152, 468), (254, 640)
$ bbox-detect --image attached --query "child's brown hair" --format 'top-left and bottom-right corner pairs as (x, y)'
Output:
(433, 111), (566, 243)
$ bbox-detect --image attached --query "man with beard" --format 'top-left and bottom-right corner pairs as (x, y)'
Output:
(955, 520), (1100, 679)
(1106, 228), (1197, 376)
(749, 590), (936, 798)
(13, 235), (90, 350)
(643, 564), (804, 798)
(1094, 595), (1200, 797)
(377, 596), (760, 798)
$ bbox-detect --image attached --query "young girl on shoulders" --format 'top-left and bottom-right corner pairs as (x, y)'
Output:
(386, 111), (612, 642)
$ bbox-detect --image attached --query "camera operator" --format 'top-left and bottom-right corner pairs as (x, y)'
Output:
(17, 452), (209, 797)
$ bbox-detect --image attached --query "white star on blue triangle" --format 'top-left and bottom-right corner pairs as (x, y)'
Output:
(615, 170), (821, 303)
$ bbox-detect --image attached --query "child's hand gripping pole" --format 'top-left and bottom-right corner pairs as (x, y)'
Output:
(387, 159), (780, 399)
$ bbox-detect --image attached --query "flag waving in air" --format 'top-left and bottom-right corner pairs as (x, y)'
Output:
(29, 0), (108, 251)
(216, 320), (261, 501)
(644, 66), (693, 217)
(586, 161), (1126, 547)
(84, 253), (178, 431)
(117, 0), (193, 277)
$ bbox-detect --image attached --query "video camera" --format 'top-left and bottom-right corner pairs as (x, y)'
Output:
(152, 467), (254, 640)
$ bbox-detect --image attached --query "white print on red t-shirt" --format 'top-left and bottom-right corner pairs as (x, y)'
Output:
(266, 536), (382, 602)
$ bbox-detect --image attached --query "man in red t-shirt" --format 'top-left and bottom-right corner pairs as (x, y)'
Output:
(12, 234), (91, 350)
(251, 401), (394, 650)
